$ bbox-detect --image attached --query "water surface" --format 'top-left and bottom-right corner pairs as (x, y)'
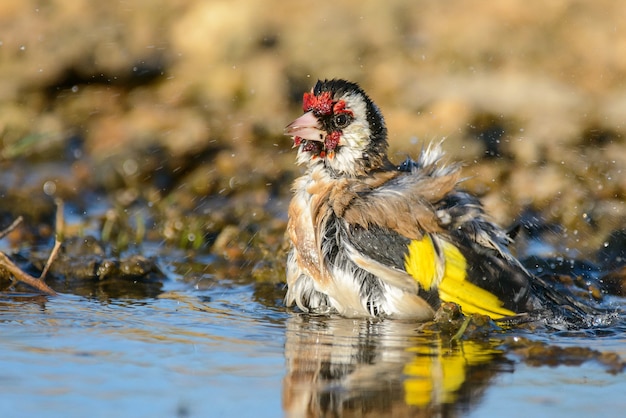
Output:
(0, 273), (624, 418)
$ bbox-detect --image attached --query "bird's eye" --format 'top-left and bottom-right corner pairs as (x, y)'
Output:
(333, 113), (351, 128)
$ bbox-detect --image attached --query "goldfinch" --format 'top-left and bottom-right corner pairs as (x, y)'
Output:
(284, 79), (599, 322)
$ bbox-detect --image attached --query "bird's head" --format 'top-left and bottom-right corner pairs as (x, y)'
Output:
(285, 79), (389, 176)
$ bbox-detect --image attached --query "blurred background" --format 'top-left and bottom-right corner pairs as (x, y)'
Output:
(1, 0), (625, 260)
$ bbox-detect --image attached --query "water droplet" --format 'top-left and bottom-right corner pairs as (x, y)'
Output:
(123, 159), (138, 176)
(43, 180), (56, 196)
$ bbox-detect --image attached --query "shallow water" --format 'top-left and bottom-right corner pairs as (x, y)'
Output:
(0, 270), (625, 418)
(0, 284), (287, 418)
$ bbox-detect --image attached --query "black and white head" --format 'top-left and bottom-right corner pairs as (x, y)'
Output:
(285, 79), (389, 177)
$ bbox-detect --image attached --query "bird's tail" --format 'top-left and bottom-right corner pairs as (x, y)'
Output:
(500, 264), (620, 329)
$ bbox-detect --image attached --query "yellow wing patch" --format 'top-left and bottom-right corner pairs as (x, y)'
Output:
(405, 236), (515, 318)
(404, 236), (440, 290)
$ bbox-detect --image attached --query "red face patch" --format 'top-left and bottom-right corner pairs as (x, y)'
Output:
(332, 100), (351, 115)
(302, 92), (354, 121)
(302, 91), (333, 115)
(298, 90), (353, 160)
(325, 131), (341, 152)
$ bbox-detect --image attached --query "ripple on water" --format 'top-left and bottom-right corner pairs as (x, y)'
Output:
(0, 286), (288, 418)
(0, 281), (625, 418)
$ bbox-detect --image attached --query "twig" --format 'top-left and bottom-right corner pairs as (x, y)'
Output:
(0, 200), (65, 296)
(40, 238), (62, 281)
(55, 198), (65, 242)
(0, 216), (23, 240)
(0, 251), (57, 296)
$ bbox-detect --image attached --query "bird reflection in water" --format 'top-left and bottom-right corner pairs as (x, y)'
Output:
(282, 314), (513, 417)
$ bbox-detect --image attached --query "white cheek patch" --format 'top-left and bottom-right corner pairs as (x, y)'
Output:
(330, 146), (365, 174)
(341, 124), (370, 149)
(338, 93), (371, 149)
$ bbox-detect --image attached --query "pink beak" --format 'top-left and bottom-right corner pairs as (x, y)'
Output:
(284, 111), (325, 142)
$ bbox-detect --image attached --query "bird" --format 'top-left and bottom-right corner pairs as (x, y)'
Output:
(283, 78), (604, 323)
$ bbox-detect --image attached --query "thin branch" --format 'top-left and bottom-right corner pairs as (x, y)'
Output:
(39, 238), (62, 281)
(0, 200), (64, 296)
(0, 251), (57, 296)
(55, 198), (65, 242)
(0, 216), (23, 240)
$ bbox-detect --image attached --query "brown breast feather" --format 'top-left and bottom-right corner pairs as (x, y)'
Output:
(332, 170), (461, 239)
(288, 166), (460, 287)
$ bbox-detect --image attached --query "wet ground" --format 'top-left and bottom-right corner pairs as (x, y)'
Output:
(2, 1), (626, 417)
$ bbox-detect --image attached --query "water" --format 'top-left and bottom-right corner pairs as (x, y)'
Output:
(0, 286), (287, 418)
(0, 274), (624, 418)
